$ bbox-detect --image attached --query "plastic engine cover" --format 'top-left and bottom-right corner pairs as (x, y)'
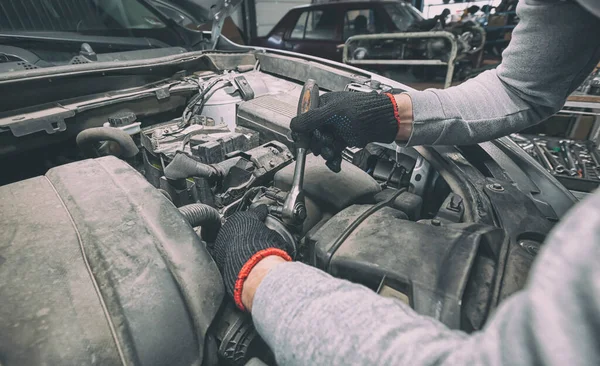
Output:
(308, 204), (506, 330)
(0, 156), (224, 365)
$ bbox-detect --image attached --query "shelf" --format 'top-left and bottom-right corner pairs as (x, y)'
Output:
(486, 39), (510, 44)
(568, 93), (600, 104)
(485, 24), (516, 31)
(426, 0), (493, 7)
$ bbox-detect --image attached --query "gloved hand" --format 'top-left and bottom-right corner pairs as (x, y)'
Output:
(290, 91), (401, 171)
(212, 206), (292, 311)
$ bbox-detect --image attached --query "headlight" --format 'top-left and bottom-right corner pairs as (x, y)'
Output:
(353, 47), (368, 60)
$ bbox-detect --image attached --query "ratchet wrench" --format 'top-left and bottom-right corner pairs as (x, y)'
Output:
(280, 79), (320, 225)
(541, 144), (566, 175)
(533, 140), (554, 173)
(560, 140), (578, 176)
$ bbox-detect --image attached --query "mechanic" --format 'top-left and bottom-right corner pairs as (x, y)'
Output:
(212, 1), (600, 365)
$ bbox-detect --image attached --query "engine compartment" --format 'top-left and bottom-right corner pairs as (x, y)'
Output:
(0, 54), (557, 365)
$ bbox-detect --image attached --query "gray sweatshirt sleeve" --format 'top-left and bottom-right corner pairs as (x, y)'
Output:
(405, 1), (600, 146)
(252, 189), (600, 366)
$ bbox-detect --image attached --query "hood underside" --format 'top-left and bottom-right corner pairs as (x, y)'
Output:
(578, 0), (600, 18)
(149, 0), (242, 42)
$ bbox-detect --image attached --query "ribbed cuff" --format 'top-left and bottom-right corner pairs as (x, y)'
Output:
(385, 93), (402, 131)
(234, 248), (292, 311)
(356, 94), (400, 145)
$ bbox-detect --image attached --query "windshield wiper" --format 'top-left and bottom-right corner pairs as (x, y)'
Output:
(0, 31), (170, 50)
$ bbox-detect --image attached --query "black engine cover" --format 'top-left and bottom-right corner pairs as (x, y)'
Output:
(0, 156), (223, 365)
(307, 204), (507, 330)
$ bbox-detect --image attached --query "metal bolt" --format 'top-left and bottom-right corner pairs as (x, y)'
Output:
(294, 205), (307, 221)
(487, 183), (504, 192)
(522, 143), (534, 151)
(431, 219), (441, 226)
(518, 240), (541, 256)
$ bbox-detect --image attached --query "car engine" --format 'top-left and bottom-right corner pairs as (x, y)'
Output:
(0, 57), (547, 366)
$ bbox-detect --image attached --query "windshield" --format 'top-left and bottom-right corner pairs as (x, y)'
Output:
(0, 0), (168, 33)
(0, 0), (198, 73)
(384, 3), (425, 31)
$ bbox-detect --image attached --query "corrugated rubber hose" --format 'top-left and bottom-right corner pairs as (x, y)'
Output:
(178, 203), (222, 243)
(76, 127), (139, 158)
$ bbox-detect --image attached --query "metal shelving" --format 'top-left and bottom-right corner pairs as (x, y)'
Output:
(485, 24), (516, 31)
(426, 0), (495, 7)
(423, 0), (498, 17)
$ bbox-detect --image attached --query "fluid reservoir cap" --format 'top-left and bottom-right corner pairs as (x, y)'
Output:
(80, 43), (97, 61)
(108, 111), (137, 127)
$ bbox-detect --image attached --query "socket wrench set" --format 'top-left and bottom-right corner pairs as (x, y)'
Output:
(510, 134), (600, 192)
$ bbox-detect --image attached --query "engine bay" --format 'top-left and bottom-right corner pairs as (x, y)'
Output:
(0, 53), (560, 365)
(132, 71), (500, 336)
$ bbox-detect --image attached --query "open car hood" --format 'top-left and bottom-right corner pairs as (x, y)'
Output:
(148, 0), (242, 44)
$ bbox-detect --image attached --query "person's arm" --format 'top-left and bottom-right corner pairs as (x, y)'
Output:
(402, 1), (600, 145)
(247, 191), (600, 365)
(290, 2), (600, 170)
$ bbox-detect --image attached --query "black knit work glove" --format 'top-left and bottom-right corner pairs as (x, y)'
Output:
(290, 91), (400, 171)
(212, 206), (292, 311)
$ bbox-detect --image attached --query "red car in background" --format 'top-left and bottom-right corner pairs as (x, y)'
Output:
(253, 1), (424, 62)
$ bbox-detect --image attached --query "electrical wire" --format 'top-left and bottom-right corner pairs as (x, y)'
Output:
(236, 187), (266, 213)
(178, 81), (229, 151)
(179, 76), (224, 128)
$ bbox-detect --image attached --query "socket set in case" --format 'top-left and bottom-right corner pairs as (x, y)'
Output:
(510, 134), (600, 192)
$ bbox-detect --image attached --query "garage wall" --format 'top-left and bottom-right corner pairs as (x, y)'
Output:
(230, 8), (244, 30)
(255, 0), (311, 36)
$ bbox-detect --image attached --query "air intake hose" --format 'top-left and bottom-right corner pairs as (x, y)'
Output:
(164, 153), (220, 181)
(178, 203), (222, 242)
(164, 152), (242, 181)
(76, 127), (139, 158)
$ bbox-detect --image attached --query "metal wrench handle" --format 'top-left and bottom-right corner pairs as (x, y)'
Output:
(560, 140), (578, 176)
(541, 144), (566, 174)
(281, 79), (320, 225)
(533, 140), (554, 173)
(281, 147), (307, 225)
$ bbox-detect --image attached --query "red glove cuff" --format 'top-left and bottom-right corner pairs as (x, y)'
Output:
(385, 93), (402, 132)
(234, 248), (292, 311)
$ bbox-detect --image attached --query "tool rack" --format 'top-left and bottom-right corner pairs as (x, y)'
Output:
(510, 134), (600, 192)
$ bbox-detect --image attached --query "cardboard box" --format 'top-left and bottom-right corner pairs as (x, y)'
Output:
(488, 15), (508, 27)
